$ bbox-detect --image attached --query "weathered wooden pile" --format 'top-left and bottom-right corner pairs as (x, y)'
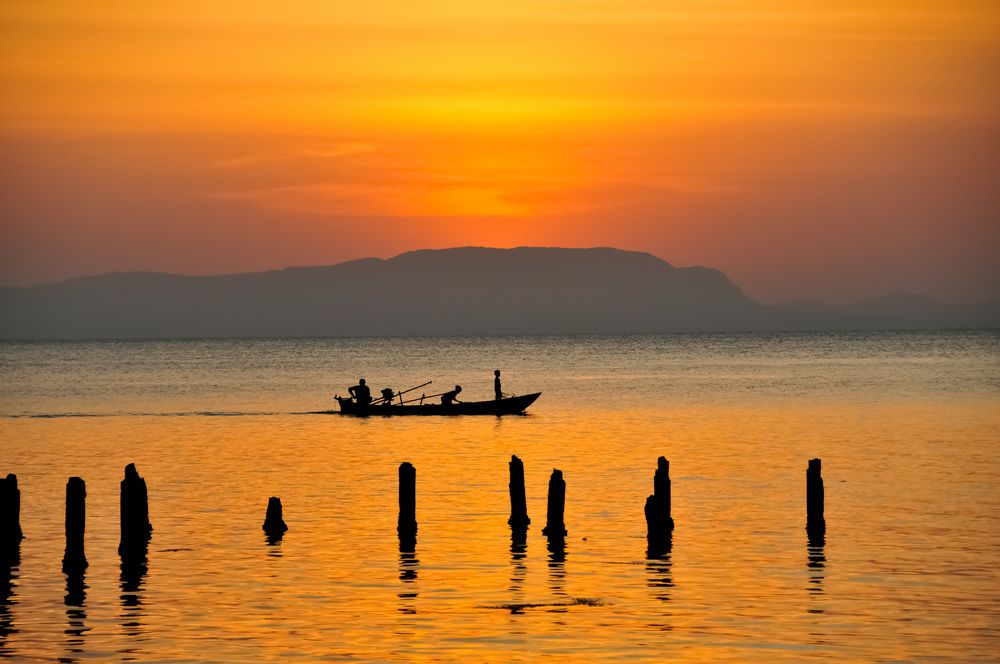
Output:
(0, 457), (828, 568)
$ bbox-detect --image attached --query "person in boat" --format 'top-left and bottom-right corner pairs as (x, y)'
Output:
(494, 369), (503, 400)
(380, 387), (395, 407)
(441, 385), (462, 406)
(348, 378), (372, 407)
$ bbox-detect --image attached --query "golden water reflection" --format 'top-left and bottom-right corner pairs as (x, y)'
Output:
(0, 333), (998, 660)
(1, 399), (997, 660)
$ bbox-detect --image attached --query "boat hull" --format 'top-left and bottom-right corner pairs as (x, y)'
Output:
(336, 392), (541, 416)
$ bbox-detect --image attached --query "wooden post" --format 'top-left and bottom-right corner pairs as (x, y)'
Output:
(541, 469), (567, 537)
(644, 496), (661, 541)
(806, 458), (825, 534)
(507, 455), (530, 529)
(118, 464), (152, 557)
(654, 456), (674, 532)
(398, 462), (417, 540)
(0, 474), (24, 563)
(262, 497), (288, 538)
(646, 457), (674, 554)
(62, 477), (88, 572)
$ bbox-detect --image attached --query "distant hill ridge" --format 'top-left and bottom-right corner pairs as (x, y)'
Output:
(0, 247), (996, 339)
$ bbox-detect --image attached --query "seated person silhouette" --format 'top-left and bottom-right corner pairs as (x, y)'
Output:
(441, 385), (462, 406)
(349, 378), (372, 407)
(494, 369), (502, 401)
(380, 387), (395, 407)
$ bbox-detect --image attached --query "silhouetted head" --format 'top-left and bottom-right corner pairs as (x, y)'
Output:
(455, 385), (462, 393)
(494, 370), (500, 377)
(359, 378), (366, 385)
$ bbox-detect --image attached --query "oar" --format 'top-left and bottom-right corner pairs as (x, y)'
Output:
(370, 381), (431, 405)
(370, 380), (432, 405)
(399, 390), (452, 405)
(388, 380), (432, 404)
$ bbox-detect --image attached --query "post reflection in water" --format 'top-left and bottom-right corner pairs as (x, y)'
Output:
(0, 556), (17, 658)
(645, 535), (674, 601)
(119, 548), (149, 657)
(62, 568), (88, 662)
(645, 534), (674, 631)
(546, 535), (567, 601)
(807, 530), (827, 609)
(264, 533), (284, 558)
(398, 537), (419, 616)
(509, 527), (528, 600)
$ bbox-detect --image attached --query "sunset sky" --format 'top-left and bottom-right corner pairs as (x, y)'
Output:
(1, 1), (997, 303)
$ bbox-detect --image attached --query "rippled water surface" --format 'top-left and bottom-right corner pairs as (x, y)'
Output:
(1, 332), (999, 660)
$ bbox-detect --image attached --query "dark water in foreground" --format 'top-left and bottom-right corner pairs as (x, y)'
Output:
(1, 331), (999, 660)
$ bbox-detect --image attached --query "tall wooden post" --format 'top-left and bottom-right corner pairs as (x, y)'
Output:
(645, 456), (674, 555)
(398, 462), (417, 541)
(62, 477), (88, 572)
(508, 455), (530, 529)
(806, 458), (825, 534)
(119, 464), (152, 557)
(542, 469), (566, 537)
(654, 456), (674, 532)
(0, 474), (24, 563)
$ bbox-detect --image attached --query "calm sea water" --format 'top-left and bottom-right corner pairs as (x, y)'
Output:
(1, 331), (999, 661)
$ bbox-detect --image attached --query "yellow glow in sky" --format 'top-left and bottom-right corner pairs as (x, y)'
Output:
(0, 1), (998, 302)
(3, 0), (997, 132)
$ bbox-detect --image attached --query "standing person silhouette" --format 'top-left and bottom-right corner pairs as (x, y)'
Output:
(494, 370), (503, 401)
(349, 378), (372, 407)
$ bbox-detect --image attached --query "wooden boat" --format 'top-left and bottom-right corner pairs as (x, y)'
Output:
(336, 392), (541, 416)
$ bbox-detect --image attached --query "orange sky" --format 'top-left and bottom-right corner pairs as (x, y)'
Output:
(1, 1), (998, 303)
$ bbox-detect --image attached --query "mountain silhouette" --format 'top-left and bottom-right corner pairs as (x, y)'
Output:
(0, 247), (995, 339)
